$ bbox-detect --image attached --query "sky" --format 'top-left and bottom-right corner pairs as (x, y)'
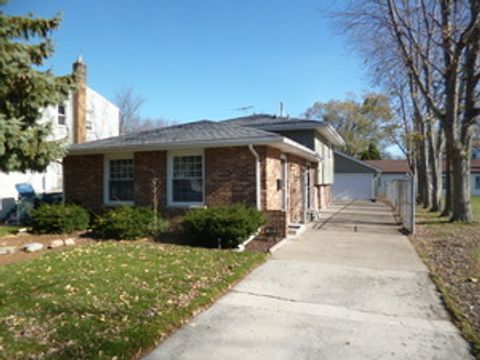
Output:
(5, 0), (376, 123)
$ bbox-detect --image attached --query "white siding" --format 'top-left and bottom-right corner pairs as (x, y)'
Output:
(85, 87), (120, 141)
(315, 136), (334, 185)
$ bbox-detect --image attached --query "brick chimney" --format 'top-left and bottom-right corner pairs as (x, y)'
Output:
(72, 57), (87, 144)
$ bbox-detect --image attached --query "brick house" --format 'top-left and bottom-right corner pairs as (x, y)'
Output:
(64, 115), (343, 237)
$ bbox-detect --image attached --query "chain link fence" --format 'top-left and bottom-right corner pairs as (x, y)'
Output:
(385, 176), (415, 233)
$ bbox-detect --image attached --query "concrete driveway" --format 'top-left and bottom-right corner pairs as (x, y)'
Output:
(145, 200), (472, 360)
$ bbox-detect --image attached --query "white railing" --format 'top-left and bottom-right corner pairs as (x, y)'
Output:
(385, 176), (415, 233)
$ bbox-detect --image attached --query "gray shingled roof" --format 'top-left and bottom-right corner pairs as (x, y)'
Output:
(70, 120), (283, 152)
(221, 114), (325, 129)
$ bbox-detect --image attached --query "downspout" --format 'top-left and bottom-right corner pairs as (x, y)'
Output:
(248, 144), (261, 210)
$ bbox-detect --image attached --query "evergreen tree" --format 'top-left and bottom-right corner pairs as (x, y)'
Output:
(360, 143), (382, 160)
(0, 3), (75, 172)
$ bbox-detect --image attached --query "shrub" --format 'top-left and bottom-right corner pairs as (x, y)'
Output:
(183, 204), (265, 248)
(31, 204), (90, 234)
(93, 206), (169, 240)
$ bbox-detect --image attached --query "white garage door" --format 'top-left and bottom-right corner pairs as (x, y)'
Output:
(333, 173), (374, 200)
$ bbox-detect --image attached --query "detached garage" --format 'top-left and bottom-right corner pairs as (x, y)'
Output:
(333, 151), (379, 200)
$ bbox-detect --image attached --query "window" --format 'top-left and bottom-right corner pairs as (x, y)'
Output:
(86, 110), (93, 130)
(476, 176), (480, 190)
(168, 152), (203, 206)
(57, 105), (66, 125)
(106, 158), (134, 203)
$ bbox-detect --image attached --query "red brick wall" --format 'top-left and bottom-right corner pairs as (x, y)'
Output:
(263, 210), (286, 239)
(287, 154), (307, 224)
(263, 147), (283, 211)
(205, 147), (257, 207)
(134, 151), (167, 208)
(63, 146), (313, 238)
(317, 184), (332, 209)
(63, 154), (103, 211)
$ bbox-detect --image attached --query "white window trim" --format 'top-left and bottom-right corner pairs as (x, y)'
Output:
(167, 149), (205, 208)
(103, 153), (134, 206)
(57, 105), (67, 127)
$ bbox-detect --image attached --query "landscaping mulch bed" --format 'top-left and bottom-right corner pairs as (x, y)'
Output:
(412, 210), (480, 357)
(245, 236), (281, 252)
(0, 231), (96, 266)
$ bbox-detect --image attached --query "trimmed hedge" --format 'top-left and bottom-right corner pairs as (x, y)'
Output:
(31, 204), (90, 234)
(93, 206), (169, 240)
(183, 204), (265, 248)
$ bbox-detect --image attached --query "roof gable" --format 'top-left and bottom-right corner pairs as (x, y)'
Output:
(334, 151), (380, 174)
(221, 114), (345, 146)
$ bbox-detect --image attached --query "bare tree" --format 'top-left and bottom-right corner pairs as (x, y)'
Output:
(114, 87), (146, 134)
(114, 87), (176, 134)
(332, 0), (480, 222)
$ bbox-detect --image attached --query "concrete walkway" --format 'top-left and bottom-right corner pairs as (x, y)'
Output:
(145, 200), (472, 360)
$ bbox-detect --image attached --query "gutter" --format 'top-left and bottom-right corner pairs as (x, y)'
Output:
(248, 144), (261, 211)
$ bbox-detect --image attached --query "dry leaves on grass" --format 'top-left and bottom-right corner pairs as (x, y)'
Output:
(0, 241), (265, 359)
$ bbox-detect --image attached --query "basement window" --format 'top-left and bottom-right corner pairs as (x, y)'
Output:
(57, 105), (66, 126)
(476, 176), (480, 190)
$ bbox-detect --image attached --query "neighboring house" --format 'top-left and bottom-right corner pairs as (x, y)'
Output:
(472, 159), (480, 196)
(472, 146), (480, 160)
(63, 115), (344, 237)
(0, 58), (119, 219)
(364, 160), (412, 197)
(332, 151), (380, 200)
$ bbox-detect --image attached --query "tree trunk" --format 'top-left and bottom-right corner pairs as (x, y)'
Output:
(441, 150), (452, 217)
(426, 117), (443, 212)
(449, 135), (473, 222)
(418, 121), (432, 208)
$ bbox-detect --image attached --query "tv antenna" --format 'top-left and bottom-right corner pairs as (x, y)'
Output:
(234, 106), (254, 114)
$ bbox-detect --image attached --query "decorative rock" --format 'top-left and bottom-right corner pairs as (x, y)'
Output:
(0, 246), (16, 255)
(24, 242), (44, 253)
(49, 239), (64, 249)
(64, 238), (76, 246)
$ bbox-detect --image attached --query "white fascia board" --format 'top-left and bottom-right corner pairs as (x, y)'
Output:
(272, 138), (323, 162)
(255, 122), (345, 147)
(317, 125), (345, 147)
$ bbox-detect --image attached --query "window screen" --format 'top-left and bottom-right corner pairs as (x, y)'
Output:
(109, 159), (134, 202)
(172, 155), (203, 203)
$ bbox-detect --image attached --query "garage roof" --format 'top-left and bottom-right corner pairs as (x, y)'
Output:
(334, 151), (380, 174)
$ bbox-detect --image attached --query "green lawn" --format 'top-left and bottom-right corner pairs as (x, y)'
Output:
(0, 225), (20, 238)
(473, 196), (480, 220)
(0, 241), (265, 359)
